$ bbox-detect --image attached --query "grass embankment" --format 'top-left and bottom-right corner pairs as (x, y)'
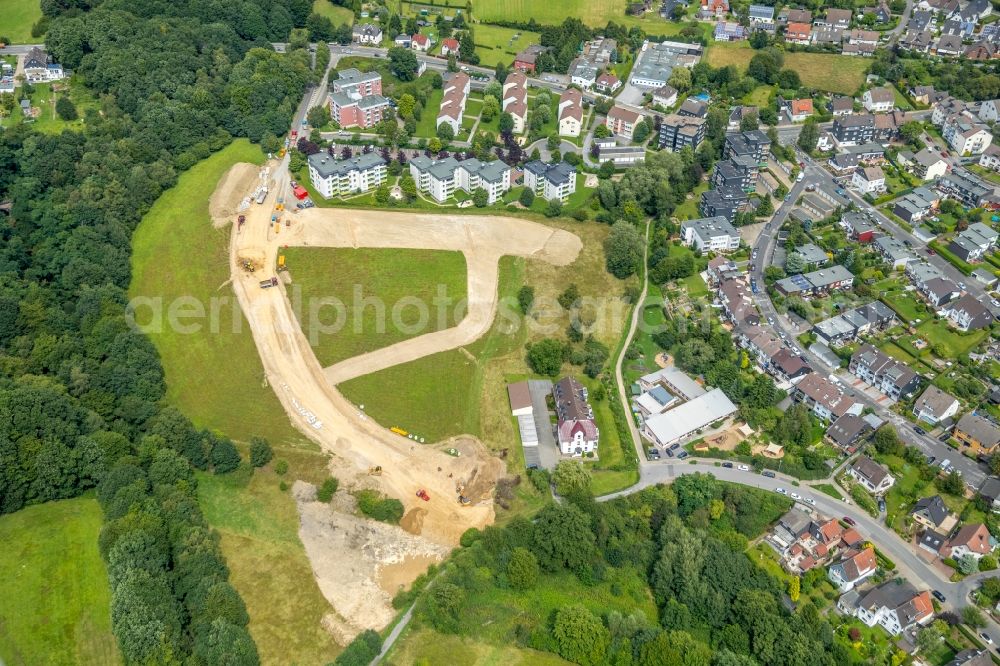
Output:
(474, 0), (630, 26)
(474, 24), (542, 68)
(130, 140), (341, 664)
(284, 247), (468, 366)
(0, 496), (121, 666)
(705, 43), (869, 95)
(0, 0), (43, 43)
(312, 0), (354, 24)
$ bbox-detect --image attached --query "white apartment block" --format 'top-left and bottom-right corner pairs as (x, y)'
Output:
(409, 155), (511, 204)
(307, 152), (387, 198)
(523, 160), (578, 201)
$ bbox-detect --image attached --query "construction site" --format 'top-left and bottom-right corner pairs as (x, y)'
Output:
(210, 152), (581, 641)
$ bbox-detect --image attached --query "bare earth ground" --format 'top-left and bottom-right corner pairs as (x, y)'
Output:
(213, 160), (582, 642)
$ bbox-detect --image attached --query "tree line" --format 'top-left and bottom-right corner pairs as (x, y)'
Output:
(0, 0), (314, 662)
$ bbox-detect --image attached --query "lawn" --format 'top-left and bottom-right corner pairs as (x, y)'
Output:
(473, 24), (542, 68)
(339, 256), (525, 442)
(879, 290), (931, 324)
(197, 464), (342, 665)
(473, 0), (630, 26)
(915, 319), (989, 358)
(0, 0), (44, 43)
(312, 0), (354, 24)
(415, 88), (443, 138)
(705, 43), (869, 95)
(0, 497), (121, 666)
(1, 78), (97, 133)
(130, 141), (340, 661)
(283, 247), (468, 366)
(674, 181), (709, 220)
(385, 628), (572, 665)
(813, 483), (844, 500)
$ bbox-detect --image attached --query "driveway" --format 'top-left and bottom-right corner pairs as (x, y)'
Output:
(528, 379), (559, 471)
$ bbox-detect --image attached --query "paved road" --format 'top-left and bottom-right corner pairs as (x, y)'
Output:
(888, 0), (915, 42)
(0, 44), (44, 56)
(748, 153), (990, 488)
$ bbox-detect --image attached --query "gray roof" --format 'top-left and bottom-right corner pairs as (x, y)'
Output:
(851, 455), (890, 486)
(336, 68), (381, 87)
(957, 412), (1000, 449)
(681, 215), (739, 240)
(827, 413), (872, 448)
(644, 388), (737, 444)
(749, 4), (774, 18)
(410, 155), (461, 180)
(912, 494), (951, 526)
(308, 151), (387, 178)
(979, 477), (1000, 502)
(875, 234), (915, 262)
(524, 160), (576, 186)
(794, 243), (829, 264)
(914, 385), (958, 419)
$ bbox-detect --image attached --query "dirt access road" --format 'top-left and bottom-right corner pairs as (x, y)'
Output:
(217, 155), (579, 543)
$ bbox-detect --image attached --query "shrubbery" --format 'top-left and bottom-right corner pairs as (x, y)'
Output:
(355, 490), (405, 523)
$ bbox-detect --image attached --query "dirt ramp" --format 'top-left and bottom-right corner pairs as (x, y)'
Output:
(210, 162), (260, 224)
(535, 228), (584, 266)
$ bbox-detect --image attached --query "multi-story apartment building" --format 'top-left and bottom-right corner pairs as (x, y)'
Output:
(408, 156), (511, 203)
(523, 160), (577, 202)
(680, 216), (741, 252)
(606, 105), (643, 140)
(658, 113), (706, 152)
(307, 152), (388, 198)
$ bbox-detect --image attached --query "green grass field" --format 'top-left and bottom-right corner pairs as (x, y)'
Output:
(705, 43), (869, 95)
(0, 0), (43, 43)
(473, 24), (542, 68)
(284, 247), (468, 366)
(474, 0), (626, 26)
(415, 88), (443, 138)
(0, 497), (121, 666)
(0, 78), (98, 133)
(340, 256), (524, 442)
(130, 141), (341, 662)
(386, 628), (572, 665)
(312, 0), (355, 25)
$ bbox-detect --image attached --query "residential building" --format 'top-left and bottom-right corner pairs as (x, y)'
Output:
(680, 215), (741, 252)
(980, 98), (1000, 122)
(910, 148), (949, 180)
(945, 650), (993, 666)
(307, 152), (387, 198)
(351, 23), (383, 45)
(328, 91), (391, 129)
(557, 88), (583, 137)
(910, 494), (958, 532)
(440, 38), (460, 56)
(910, 84), (939, 105)
(899, 29), (934, 52)
(980, 144), (1000, 172)
(979, 477), (1000, 513)
(863, 87), (895, 113)
(937, 168), (992, 208)
(839, 580), (933, 636)
(874, 235), (916, 269)
(569, 58), (599, 88)
(774, 265), (855, 297)
(653, 85), (678, 108)
(502, 72), (529, 134)
(945, 523), (994, 561)
(913, 385), (961, 425)
(917, 276), (960, 307)
(830, 96), (855, 116)
(437, 73), (470, 134)
(793, 373), (864, 421)
(699, 185), (749, 222)
(553, 377), (599, 456)
(711, 156), (759, 192)
(407, 34), (428, 51)
(700, 0), (730, 19)
(955, 412), (1000, 457)
(852, 165), (886, 194)
(725, 129), (771, 164)
(892, 186), (939, 223)
(783, 98), (814, 122)
(827, 413), (873, 452)
(832, 114), (876, 146)
(786, 21), (813, 44)
(514, 45), (546, 73)
(409, 155), (512, 204)
(942, 294), (994, 331)
(523, 160), (577, 202)
(849, 344), (921, 400)
(847, 455), (896, 495)
(595, 72), (622, 94)
(22, 47), (64, 82)
(332, 69), (383, 97)
(828, 546), (878, 592)
(781, 8), (812, 23)
(714, 21), (746, 41)
(943, 117), (994, 155)
(658, 113), (706, 151)
(948, 222), (999, 263)
(606, 105), (643, 140)
(841, 211), (875, 242)
(812, 25), (845, 44)
(718, 279), (761, 327)
(748, 4), (775, 25)
(936, 34), (965, 56)
(818, 7), (853, 28)
(678, 97), (709, 118)
(643, 388), (738, 446)
(812, 301), (896, 346)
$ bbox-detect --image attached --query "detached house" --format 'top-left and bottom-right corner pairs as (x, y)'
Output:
(913, 385), (961, 425)
(847, 455), (896, 495)
(852, 165), (886, 195)
(557, 88), (583, 137)
(785, 22), (812, 44)
(839, 580), (934, 636)
(828, 546), (878, 592)
(945, 523), (994, 561)
(784, 98), (814, 122)
(700, 0), (729, 19)
(863, 87), (895, 113)
(553, 377), (600, 456)
(943, 294), (994, 331)
(352, 23), (383, 45)
(910, 494), (958, 532)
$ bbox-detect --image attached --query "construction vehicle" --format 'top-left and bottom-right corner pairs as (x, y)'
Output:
(445, 447), (460, 457)
(458, 495), (471, 506)
(240, 258), (257, 273)
(237, 214), (246, 229)
(259, 277), (278, 289)
(416, 489), (430, 501)
(390, 426), (408, 437)
(277, 255), (286, 271)
(256, 188), (268, 204)
(368, 466), (382, 476)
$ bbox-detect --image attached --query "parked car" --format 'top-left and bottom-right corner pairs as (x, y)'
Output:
(926, 456), (936, 465)
(932, 590), (946, 603)
(806, 498), (816, 506)
(790, 492), (801, 500)
(737, 464), (750, 472)
(677, 451), (689, 459)
(775, 487), (787, 494)
(980, 633), (993, 645)
(722, 462), (734, 468)
(647, 447), (660, 460)
(762, 470), (776, 478)
(926, 248), (936, 255)
(913, 426), (927, 436)
(878, 498), (886, 512)
(669, 442), (681, 450)
(843, 516), (857, 526)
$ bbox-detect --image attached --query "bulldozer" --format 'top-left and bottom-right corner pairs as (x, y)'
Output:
(368, 466), (382, 476)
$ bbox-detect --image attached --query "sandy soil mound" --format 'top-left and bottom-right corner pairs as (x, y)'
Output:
(210, 163), (260, 225)
(293, 481), (449, 644)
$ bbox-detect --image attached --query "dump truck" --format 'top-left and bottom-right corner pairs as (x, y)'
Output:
(416, 489), (430, 501)
(259, 277), (278, 289)
(256, 188), (268, 204)
(277, 255), (286, 271)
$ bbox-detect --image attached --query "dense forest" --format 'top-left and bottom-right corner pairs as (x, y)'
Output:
(0, 0), (314, 662)
(406, 472), (856, 665)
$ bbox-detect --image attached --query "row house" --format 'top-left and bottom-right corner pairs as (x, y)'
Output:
(874, 234), (916, 269)
(436, 72), (471, 135)
(792, 373), (864, 421)
(948, 222), (999, 263)
(840, 211), (875, 242)
(942, 294), (994, 331)
(937, 168), (993, 208)
(849, 344), (921, 400)
(502, 72), (529, 134)
(774, 264), (855, 297)
(718, 278), (760, 328)
(892, 186), (939, 223)
(917, 276), (961, 307)
(812, 301), (896, 346)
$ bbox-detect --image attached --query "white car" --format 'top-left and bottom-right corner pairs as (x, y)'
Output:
(775, 487), (787, 495)
(790, 492), (801, 500)
(806, 498), (816, 506)
(737, 464), (750, 472)
(980, 633), (993, 645)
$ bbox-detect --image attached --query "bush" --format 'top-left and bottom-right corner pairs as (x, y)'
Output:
(210, 439), (241, 474)
(519, 187), (535, 207)
(316, 477), (339, 502)
(526, 338), (565, 376)
(55, 96), (77, 121)
(355, 490), (405, 523)
(334, 629), (383, 666)
(275, 459), (289, 475)
(249, 437), (273, 468)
